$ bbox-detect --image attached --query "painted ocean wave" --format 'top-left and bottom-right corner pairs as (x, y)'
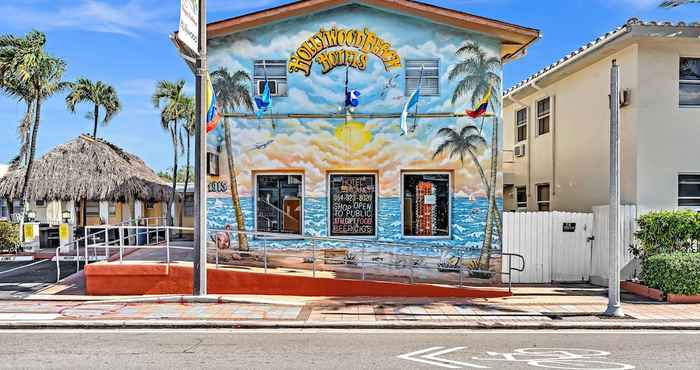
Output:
(207, 196), (502, 257)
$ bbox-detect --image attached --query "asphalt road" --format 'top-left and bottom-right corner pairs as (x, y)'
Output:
(0, 329), (696, 369)
(0, 260), (78, 297)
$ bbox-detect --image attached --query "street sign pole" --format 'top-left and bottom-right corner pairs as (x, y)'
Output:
(193, 0), (207, 296)
(605, 59), (623, 317)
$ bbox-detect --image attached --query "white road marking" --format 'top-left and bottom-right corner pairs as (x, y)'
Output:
(0, 259), (47, 276)
(397, 347), (463, 368)
(422, 347), (488, 368)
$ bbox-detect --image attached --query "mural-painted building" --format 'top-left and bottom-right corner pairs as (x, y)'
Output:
(204, 0), (538, 258)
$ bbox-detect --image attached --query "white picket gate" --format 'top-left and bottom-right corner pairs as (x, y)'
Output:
(502, 211), (593, 284)
(589, 205), (639, 286)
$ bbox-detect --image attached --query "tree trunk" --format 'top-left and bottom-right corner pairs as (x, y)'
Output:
(180, 133), (191, 238)
(168, 120), (178, 227)
(92, 104), (99, 138)
(19, 97), (41, 216)
(224, 117), (248, 251)
(479, 117), (499, 270)
(466, 148), (502, 234)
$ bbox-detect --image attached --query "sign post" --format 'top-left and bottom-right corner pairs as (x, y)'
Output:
(605, 60), (624, 317)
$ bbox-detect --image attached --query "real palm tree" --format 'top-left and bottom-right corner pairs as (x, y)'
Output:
(211, 67), (254, 251)
(65, 78), (121, 138)
(448, 40), (502, 269)
(152, 80), (187, 227)
(0, 30), (66, 217)
(179, 95), (195, 236)
(660, 0), (699, 8)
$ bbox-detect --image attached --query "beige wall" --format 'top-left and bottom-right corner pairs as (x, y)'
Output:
(635, 38), (700, 213)
(504, 36), (700, 213)
(504, 43), (640, 212)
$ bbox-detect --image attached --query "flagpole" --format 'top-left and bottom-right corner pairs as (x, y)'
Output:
(193, 0), (208, 296)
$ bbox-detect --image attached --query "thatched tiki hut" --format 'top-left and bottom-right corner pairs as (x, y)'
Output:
(0, 135), (173, 230)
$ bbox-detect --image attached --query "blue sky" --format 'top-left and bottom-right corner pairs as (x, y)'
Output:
(0, 0), (698, 172)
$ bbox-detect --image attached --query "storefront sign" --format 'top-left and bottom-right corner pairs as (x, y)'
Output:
(289, 27), (401, 76)
(563, 223), (576, 232)
(177, 0), (199, 54)
(329, 174), (376, 236)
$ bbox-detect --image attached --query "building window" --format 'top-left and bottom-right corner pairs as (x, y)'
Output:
(255, 174), (303, 234)
(678, 174), (700, 207)
(328, 173), (377, 237)
(516, 108), (528, 142)
(516, 186), (527, 209)
(536, 97), (551, 135)
(145, 201), (155, 210)
(254, 60), (287, 97)
(184, 194), (194, 217)
(402, 172), (450, 237)
(680, 57), (700, 106)
(108, 203), (117, 216)
(35, 199), (46, 207)
(207, 152), (219, 176)
(537, 184), (550, 211)
(405, 59), (440, 96)
(85, 201), (100, 217)
(0, 199), (8, 219)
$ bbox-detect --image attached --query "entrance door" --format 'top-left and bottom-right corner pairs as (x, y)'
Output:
(551, 212), (594, 282)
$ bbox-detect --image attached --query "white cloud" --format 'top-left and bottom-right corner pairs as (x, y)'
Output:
(0, 0), (171, 37)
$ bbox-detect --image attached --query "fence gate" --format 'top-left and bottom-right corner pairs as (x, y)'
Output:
(590, 205), (638, 286)
(502, 212), (593, 284)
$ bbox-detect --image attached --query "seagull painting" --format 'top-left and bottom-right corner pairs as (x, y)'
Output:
(380, 73), (400, 97)
(660, 0), (699, 7)
(247, 139), (274, 152)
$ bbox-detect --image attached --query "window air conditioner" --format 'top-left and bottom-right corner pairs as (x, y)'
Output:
(514, 143), (526, 157)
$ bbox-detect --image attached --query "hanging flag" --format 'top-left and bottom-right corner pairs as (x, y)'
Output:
(343, 65), (361, 108)
(205, 74), (221, 133)
(466, 85), (493, 118)
(400, 87), (420, 135)
(345, 89), (361, 107)
(401, 65), (424, 135)
(254, 78), (272, 118)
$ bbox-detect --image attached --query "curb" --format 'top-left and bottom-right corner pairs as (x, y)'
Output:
(81, 295), (305, 307)
(0, 320), (699, 330)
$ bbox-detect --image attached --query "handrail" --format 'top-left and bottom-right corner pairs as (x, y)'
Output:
(56, 223), (524, 292)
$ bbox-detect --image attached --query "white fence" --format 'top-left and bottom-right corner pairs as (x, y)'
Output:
(590, 205), (639, 286)
(502, 211), (593, 284)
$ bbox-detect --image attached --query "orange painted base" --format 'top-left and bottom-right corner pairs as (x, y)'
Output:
(85, 262), (511, 298)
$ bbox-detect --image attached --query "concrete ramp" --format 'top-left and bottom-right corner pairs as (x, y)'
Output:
(85, 261), (511, 298)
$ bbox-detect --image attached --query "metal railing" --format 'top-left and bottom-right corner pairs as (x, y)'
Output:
(54, 223), (526, 292)
(209, 229), (526, 292)
(54, 217), (171, 281)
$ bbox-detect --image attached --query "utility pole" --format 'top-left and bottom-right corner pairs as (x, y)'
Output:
(605, 59), (623, 317)
(193, 0), (207, 296)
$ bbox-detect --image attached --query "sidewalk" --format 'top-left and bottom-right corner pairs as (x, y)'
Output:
(1, 284), (699, 329)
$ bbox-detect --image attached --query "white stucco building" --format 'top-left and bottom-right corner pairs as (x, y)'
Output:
(502, 18), (700, 214)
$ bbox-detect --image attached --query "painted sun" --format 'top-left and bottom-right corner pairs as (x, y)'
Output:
(335, 120), (373, 152)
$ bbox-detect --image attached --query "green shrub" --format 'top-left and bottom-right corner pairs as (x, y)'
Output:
(641, 253), (700, 295)
(635, 210), (700, 259)
(0, 221), (21, 253)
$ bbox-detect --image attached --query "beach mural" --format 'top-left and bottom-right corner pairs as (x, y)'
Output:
(205, 4), (503, 268)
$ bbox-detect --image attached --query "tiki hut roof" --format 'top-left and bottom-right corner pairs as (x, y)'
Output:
(0, 135), (173, 202)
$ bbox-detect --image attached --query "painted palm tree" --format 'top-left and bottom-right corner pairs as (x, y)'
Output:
(65, 78), (121, 138)
(448, 40), (502, 269)
(152, 80), (188, 227)
(211, 67), (254, 251)
(0, 30), (66, 216)
(433, 125), (489, 200)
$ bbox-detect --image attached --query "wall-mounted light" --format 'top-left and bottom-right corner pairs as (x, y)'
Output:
(62, 209), (71, 223)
